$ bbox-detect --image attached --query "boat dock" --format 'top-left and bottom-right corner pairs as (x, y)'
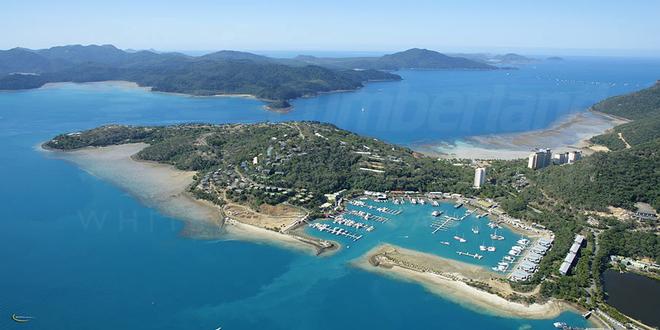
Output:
(457, 251), (483, 259)
(309, 223), (363, 241)
(348, 200), (401, 215)
(430, 216), (455, 234)
(346, 210), (389, 222)
(332, 216), (374, 231)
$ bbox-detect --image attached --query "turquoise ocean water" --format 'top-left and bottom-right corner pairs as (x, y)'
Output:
(1, 57), (659, 329)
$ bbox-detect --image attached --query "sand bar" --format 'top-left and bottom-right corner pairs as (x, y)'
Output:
(355, 244), (574, 319)
(417, 110), (629, 159)
(40, 143), (319, 254)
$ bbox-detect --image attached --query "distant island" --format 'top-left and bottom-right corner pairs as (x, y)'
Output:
(0, 45), (501, 109)
(546, 56), (564, 61)
(450, 52), (539, 66)
(293, 48), (498, 70)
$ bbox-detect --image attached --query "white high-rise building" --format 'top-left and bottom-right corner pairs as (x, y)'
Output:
(567, 151), (582, 164)
(474, 167), (486, 188)
(527, 148), (552, 169)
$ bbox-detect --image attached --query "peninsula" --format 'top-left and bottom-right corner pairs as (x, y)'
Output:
(43, 83), (659, 329)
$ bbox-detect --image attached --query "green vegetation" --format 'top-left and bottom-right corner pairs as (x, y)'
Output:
(0, 45), (400, 109)
(46, 122), (474, 210)
(472, 84), (660, 312)
(590, 81), (660, 150)
(598, 223), (660, 264)
(592, 82), (660, 120)
(538, 139), (660, 211)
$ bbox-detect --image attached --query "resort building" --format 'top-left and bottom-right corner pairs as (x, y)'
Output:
(559, 234), (585, 275)
(473, 167), (486, 188)
(527, 148), (552, 170)
(552, 153), (568, 165)
(567, 151), (582, 164)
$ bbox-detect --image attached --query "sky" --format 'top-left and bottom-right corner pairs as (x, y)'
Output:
(2, 0), (660, 56)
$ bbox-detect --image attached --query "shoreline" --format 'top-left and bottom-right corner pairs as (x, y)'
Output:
(355, 244), (579, 319)
(415, 109), (630, 160)
(39, 142), (324, 255)
(34, 80), (397, 114)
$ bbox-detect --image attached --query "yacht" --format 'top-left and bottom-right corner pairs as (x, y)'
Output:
(453, 235), (466, 243)
(432, 210), (442, 217)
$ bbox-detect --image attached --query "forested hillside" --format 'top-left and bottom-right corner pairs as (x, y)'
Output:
(46, 122), (473, 212)
(0, 45), (400, 109)
(590, 82), (660, 150)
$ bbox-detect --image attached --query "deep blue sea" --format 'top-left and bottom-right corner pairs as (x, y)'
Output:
(1, 56), (660, 329)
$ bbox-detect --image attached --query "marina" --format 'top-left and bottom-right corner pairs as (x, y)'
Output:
(307, 196), (541, 272)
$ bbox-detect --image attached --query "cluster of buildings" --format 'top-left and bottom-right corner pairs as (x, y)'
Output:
(527, 148), (582, 170)
(559, 234), (585, 275)
(609, 255), (660, 273)
(509, 237), (554, 281)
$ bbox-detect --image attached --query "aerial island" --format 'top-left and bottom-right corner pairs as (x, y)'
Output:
(0, 45), (501, 110)
(43, 82), (659, 329)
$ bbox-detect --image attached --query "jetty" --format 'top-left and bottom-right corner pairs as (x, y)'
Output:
(430, 216), (456, 234)
(456, 251), (483, 259)
(309, 223), (363, 241)
(348, 200), (401, 215)
(346, 210), (389, 222)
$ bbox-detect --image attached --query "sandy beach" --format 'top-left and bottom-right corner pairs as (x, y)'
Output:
(41, 80), (153, 92)
(40, 143), (320, 254)
(356, 244), (575, 319)
(417, 110), (629, 159)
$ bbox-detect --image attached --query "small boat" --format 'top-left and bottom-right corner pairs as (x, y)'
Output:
(479, 245), (487, 251)
(411, 198), (417, 204)
(517, 238), (530, 245)
(582, 310), (592, 319)
(487, 246), (496, 252)
(11, 314), (33, 323)
(553, 322), (567, 329)
(490, 230), (504, 240)
(440, 241), (450, 246)
(453, 235), (467, 243)
(454, 203), (463, 209)
(419, 199), (426, 205)
(431, 200), (439, 207)
(432, 210), (442, 217)
(471, 226), (479, 234)
(504, 256), (515, 261)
